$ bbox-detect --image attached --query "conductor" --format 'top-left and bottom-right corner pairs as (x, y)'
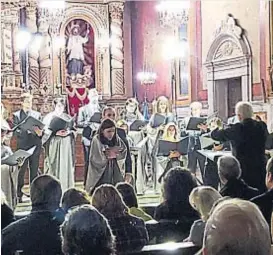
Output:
(199, 102), (268, 192)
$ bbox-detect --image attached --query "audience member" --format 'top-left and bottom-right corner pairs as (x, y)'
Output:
(209, 102), (268, 192)
(251, 157), (273, 234)
(218, 155), (260, 200)
(185, 186), (221, 246)
(92, 184), (149, 253)
(2, 175), (64, 255)
(1, 190), (14, 230)
(116, 182), (153, 221)
(154, 167), (199, 222)
(61, 188), (90, 213)
(61, 205), (115, 255)
(203, 198), (271, 255)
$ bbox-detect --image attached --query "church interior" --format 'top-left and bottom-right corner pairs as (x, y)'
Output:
(1, 0), (273, 254)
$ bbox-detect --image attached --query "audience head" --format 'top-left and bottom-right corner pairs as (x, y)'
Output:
(98, 119), (117, 143)
(61, 188), (90, 213)
(217, 155), (241, 184)
(189, 186), (222, 221)
(266, 157), (273, 190)
(21, 93), (33, 111)
(102, 107), (116, 121)
(235, 101), (253, 121)
(30, 174), (62, 211)
(203, 198), (271, 255)
(92, 184), (128, 218)
(162, 167), (197, 205)
(116, 182), (138, 209)
(61, 205), (115, 255)
(190, 101), (202, 117)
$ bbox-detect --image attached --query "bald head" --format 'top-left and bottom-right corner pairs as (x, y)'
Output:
(203, 199), (271, 255)
(30, 175), (62, 210)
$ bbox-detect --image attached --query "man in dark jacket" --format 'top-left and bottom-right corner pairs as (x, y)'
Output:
(2, 175), (64, 255)
(102, 107), (132, 181)
(206, 102), (268, 192)
(218, 155), (260, 200)
(251, 157), (273, 234)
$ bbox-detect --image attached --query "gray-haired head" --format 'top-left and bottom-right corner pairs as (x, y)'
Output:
(217, 155), (241, 184)
(235, 101), (253, 121)
(203, 198), (271, 255)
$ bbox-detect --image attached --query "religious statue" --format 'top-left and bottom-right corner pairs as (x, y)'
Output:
(67, 24), (89, 76)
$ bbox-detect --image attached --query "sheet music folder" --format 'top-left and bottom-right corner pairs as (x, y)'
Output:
(49, 116), (75, 132)
(130, 120), (147, 131)
(12, 116), (44, 133)
(1, 146), (36, 166)
(186, 117), (206, 131)
(90, 112), (102, 124)
(152, 114), (166, 128)
(197, 150), (232, 162)
(157, 137), (189, 157)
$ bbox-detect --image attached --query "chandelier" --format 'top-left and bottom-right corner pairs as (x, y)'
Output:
(38, 0), (65, 35)
(156, 1), (190, 27)
(137, 71), (157, 86)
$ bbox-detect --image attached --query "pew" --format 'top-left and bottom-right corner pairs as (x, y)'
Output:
(127, 242), (201, 255)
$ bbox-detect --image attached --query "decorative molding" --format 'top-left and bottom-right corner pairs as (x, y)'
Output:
(214, 40), (242, 60)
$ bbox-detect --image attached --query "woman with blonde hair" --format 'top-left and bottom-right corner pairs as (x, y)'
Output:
(92, 184), (148, 253)
(185, 186), (222, 246)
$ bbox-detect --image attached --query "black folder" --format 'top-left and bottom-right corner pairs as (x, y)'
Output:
(186, 117), (206, 131)
(130, 120), (147, 131)
(1, 146), (36, 166)
(90, 112), (102, 124)
(12, 116), (44, 134)
(157, 136), (189, 156)
(151, 113), (166, 128)
(49, 116), (75, 132)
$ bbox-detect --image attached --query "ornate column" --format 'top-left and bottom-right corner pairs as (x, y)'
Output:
(109, 2), (125, 97)
(26, 5), (39, 92)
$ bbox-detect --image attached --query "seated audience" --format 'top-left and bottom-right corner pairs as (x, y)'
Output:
(61, 188), (90, 213)
(218, 155), (260, 200)
(203, 198), (271, 255)
(92, 184), (149, 253)
(154, 167), (199, 242)
(251, 157), (273, 234)
(116, 182), (153, 222)
(1, 190), (14, 230)
(61, 205), (115, 255)
(154, 167), (199, 222)
(2, 175), (64, 255)
(185, 186), (222, 246)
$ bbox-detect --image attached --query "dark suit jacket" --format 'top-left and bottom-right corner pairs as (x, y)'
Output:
(220, 178), (260, 200)
(2, 208), (64, 255)
(251, 189), (273, 233)
(117, 128), (132, 173)
(12, 110), (42, 150)
(211, 118), (268, 191)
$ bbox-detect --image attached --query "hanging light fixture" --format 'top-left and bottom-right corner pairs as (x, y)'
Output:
(156, 1), (190, 27)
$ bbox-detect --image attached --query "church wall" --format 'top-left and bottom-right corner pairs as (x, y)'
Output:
(131, 1), (172, 103)
(201, 0), (262, 100)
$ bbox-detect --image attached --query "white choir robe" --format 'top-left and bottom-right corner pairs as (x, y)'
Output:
(43, 112), (76, 192)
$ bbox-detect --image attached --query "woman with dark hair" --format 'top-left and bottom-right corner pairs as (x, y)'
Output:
(154, 167), (199, 222)
(92, 184), (149, 253)
(85, 119), (127, 193)
(43, 97), (76, 191)
(61, 188), (90, 213)
(61, 205), (115, 255)
(116, 182), (153, 221)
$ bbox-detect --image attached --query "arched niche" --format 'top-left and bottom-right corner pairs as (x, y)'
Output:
(204, 16), (252, 116)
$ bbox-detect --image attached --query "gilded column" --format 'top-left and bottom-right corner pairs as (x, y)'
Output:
(26, 5), (39, 91)
(109, 2), (125, 97)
